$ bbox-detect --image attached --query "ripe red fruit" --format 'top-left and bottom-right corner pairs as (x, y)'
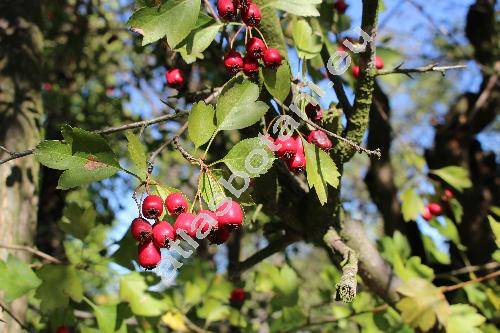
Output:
(173, 212), (198, 239)
(375, 56), (384, 69)
(305, 103), (323, 122)
(287, 152), (306, 174)
(196, 210), (219, 236)
(275, 136), (298, 159)
(218, 0), (236, 21)
(208, 227), (231, 245)
(242, 3), (261, 27)
(246, 37), (266, 59)
(224, 50), (243, 75)
(216, 200), (244, 229)
(262, 48), (282, 68)
(142, 195), (164, 219)
(243, 55), (259, 77)
(233, 0), (251, 11)
(138, 240), (161, 269)
(428, 203), (443, 216)
(307, 130), (333, 151)
(334, 0), (348, 14)
(294, 134), (304, 154)
(56, 326), (71, 333)
(152, 221), (175, 248)
(352, 65), (360, 78)
(131, 218), (153, 243)
(422, 206), (433, 221)
(444, 189), (454, 200)
(165, 68), (185, 88)
(165, 192), (189, 216)
(230, 288), (246, 303)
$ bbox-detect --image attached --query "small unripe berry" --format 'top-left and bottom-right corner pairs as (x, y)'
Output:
(428, 203), (443, 216)
(262, 48), (282, 68)
(287, 152), (306, 174)
(173, 212), (198, 239)
(152, 221), (175, 248)
(422, 206), (433, 221)
(138, 240), (161, 269)
(375, 56), (384, 69)
(305, 103), (323, 122)
(165, 68), (185, 88)
(352, 65), (360, 78)
(208, 226), (231, 245)
(246, 37), (266, 59)
(131, 217), (153, 243)
(142, 195), (164, 219)
(56, 326), (71, 333)
(334, 0), (348, 14)
(165, 192), (189, 216)
(230, 288), (246, 303)
(243, 55), (259, 77)
(307, 130), (333, 151)
(224, 50), (244, 75)
(216, 200), (244, 229)
(275, 136), (297, 159)
(242, 3), (261, 27)
(218, 0), (237, 21)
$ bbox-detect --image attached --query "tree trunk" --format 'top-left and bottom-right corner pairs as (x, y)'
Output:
(0, 1), (43, 332)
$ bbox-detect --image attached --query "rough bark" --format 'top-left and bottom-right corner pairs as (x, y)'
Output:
(0, 1), (43, 332)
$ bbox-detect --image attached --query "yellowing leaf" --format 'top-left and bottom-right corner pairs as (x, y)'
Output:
(446, 304), (485, 333)
(162, 311), (188, 332)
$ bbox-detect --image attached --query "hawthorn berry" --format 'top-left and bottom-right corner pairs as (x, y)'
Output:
(443, 189), (454, 200)
(233, 0), (251, 11)
(352, 65), (360, 78)
(307, 130), (333, 151)
(230, 288), (246, 303)
(173, 212), (198, 239)
(217, 0), (237, 21)
(263, 48), (282, 68)
(275, 136), (298, 159)
(216, 200), (244, 229)
(165, 68), (185, 88)
(242, 3), (261, 27)
(243, 55), (259, 77)
(375, 56), (384, 70)
(196, 210), (219, 236)
(224, 50), (244, 75)
(294, 134), (304, 154)
(130, 217), (153, 243)
(56, 326), (71, 333)
(246, 37), (266, 59)
(137, 240), (161, 269)
(428, 203), (443, 216)
(305, 103), (323, 122)
(422, 206), (433, 221)
(165, 192), (189, 216)
(152, 221), (175, 248)
(334, 0), (348, 14)
(287, 152), (306, 174)
(208, 226), (231, 245)
(142, 195), (164, 219)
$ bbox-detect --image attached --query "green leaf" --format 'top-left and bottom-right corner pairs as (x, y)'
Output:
(423, 235), (451, 265)
(268, 0), (321, 17)
(119, 272), (166, 316)
(487, 215), (500, 247)
(112, 232), (137, 270)
(87, 302), (119, 333)
(188, 101), (216, 148)
(200, 171), (226, 210)
(221, 137), (275, 178)
(59, 202), (96, 240)
(215, 80), (268, 131)
(176, 15), (222, 63)
(128, 0), (201, 47)
(196, 299), (231, 323)
(125, 131), (147, 180)
(396, 278), (450, 332)
(262, 61), (291, 103)
(430, 166), (472, 192)
(36, 265), (83, 313)
(270, 306), (307, 332)
(0, 255), (41, 301)
(401, 188), (425, 222)
(292, 19), (322, 59)
(430, 217), (464, 249)
(449, 198), (463, 223)
(304, 139), (340, 205)
(446, 304), (485, 333)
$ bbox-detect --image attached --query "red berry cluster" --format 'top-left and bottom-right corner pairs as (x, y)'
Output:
(131, 193), (244, 269)
(421, 189), (454, 221)
(219, 0), (282, 77)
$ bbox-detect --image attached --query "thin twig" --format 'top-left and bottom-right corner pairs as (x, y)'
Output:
(0, 300), (31, 332)
(435, 261), (500, 278)
(148, 122), (189, 167)
(203, 0), (221, 23)
(440, 270), (500, 293)
(0, 243), (63, 264)
(376, 63), (466, 77)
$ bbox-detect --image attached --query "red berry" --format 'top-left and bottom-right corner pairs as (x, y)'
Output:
(352, 65), (360, 78)
(375, 56), (384, 69)
(142, 195), (164, 219)
(196, 210), (219, 236)
(294, 134), (304, 154)
(233, 0), (251, 10)
(422, 206), (433, 221)
(334, 0), (348, 14)
(138, 240), (161, 269)
(56, 326), (71, 333)
(275, 136), (297, 159)
(216, 200), (244, 229)
(444, 189), (454, 200)
(287, 152), (306, 174)
(262, 48), (282, 68)
(242, 3), (261, 27)
(42, 82), (53, 91)
(218, 0), (237, 21)
(165, 192), (189, 216)
(305, 103), (323, 122)
(307, 130), (333, 151)
(246, 37), (267, 59)
(428, 203), (443, 216)
(230, 288), (246, 303)
(166, 68), (184, 87)
(152, 221), (175, 248)
(243, 55), (259, 77)
(131, 218), (153, 243)
(208, 227), (231, 245)
(224, 50), (243, 75)
(174, 212), (197, 239)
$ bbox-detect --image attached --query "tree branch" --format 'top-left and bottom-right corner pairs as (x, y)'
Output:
(0, 300), (30, 332)
(376, 63), (466, 77)
(0, 243), (63, 264)
(440, 270), (500, 293)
